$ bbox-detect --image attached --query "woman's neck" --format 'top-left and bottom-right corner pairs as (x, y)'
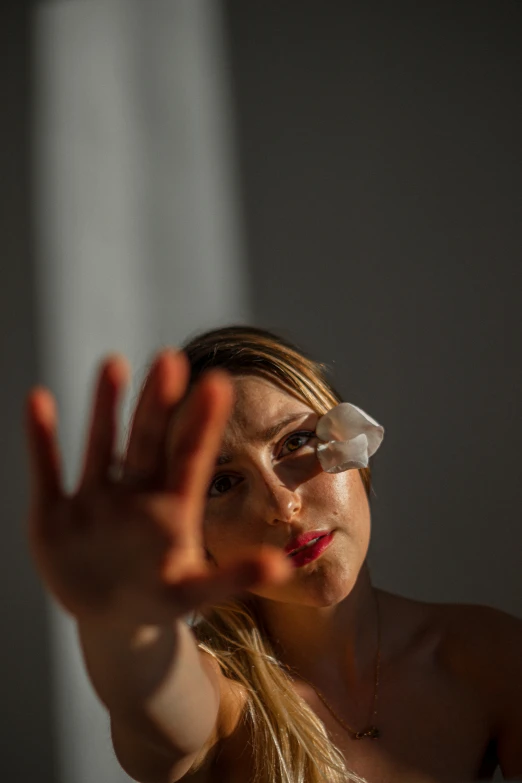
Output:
(254, 562), (379, 689)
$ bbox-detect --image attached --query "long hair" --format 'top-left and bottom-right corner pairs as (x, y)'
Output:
(182, 325), (370, 783)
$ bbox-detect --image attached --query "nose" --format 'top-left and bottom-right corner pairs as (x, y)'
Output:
(263, 479), (302, 526)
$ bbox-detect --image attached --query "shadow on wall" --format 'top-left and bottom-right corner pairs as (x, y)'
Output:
(1, 3), (59, 783)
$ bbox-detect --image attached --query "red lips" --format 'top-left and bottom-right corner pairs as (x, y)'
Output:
(284, 530), (330, 555)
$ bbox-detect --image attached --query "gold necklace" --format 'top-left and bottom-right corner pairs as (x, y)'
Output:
(284, 589), (381, 741)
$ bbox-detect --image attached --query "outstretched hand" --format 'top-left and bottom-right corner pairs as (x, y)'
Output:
(25, 351), (291, 627)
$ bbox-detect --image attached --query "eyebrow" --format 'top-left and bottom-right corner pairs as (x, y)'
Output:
(216, 412), (312, 466)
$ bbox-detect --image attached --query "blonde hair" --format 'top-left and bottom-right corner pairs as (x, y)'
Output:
(183, 326), (370, 783)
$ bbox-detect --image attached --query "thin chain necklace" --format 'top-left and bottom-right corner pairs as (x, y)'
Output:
(283, 589), (381, 740)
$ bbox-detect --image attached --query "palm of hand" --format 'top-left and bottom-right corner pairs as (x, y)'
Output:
(25, 351), (290, 626)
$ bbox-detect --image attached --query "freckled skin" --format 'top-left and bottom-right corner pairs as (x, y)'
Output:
(203, 375), (371, 608)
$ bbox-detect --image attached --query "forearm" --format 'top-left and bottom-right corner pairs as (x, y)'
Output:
(77, 616), (219, 758)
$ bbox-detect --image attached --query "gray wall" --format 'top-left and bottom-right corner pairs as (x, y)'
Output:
(222, 0), (522, 616)
(2, 1), (521, 781)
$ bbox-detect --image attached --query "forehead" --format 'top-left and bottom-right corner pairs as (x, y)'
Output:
(225, 375), (314, 442)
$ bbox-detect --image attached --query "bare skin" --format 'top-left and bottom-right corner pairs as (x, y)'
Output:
(25, 355), (522, 783)
(189, 375), (522, 782)
(196, 591), (505, 783)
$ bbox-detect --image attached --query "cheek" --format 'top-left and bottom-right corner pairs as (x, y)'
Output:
(305, 470), (370, 536)
(305, 467), (363, 508)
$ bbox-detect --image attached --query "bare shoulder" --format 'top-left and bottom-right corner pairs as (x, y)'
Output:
(198, 649), (249, 740)
(427, 600), (522, 662)
(430, 601), (522, 689)
(436, 600), (522, 638)
(378, 588), (522, 681)
(429, 599), (522, 774)
(385, 591), (522, 716)
(379, 588), (522, 646)
(176, 649), (248, 781)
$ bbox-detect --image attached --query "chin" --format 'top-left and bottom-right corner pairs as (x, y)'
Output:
(302, 568), (358, 607)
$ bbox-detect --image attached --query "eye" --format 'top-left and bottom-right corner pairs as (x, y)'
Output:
(208, 474), (241, 498)
(279, 430), (316, 458)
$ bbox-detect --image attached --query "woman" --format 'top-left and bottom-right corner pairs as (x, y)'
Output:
(26, 326), (522, 783)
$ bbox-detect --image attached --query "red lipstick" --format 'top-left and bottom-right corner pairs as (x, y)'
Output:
(285, 530), (334, 567)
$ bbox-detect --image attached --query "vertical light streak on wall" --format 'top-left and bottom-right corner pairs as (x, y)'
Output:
(33, 1), (249, 781)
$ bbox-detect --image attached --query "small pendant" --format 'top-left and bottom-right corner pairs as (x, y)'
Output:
(354, 726), (380, 740)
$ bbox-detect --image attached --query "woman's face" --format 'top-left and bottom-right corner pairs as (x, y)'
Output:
(203, 375), (372, 607)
